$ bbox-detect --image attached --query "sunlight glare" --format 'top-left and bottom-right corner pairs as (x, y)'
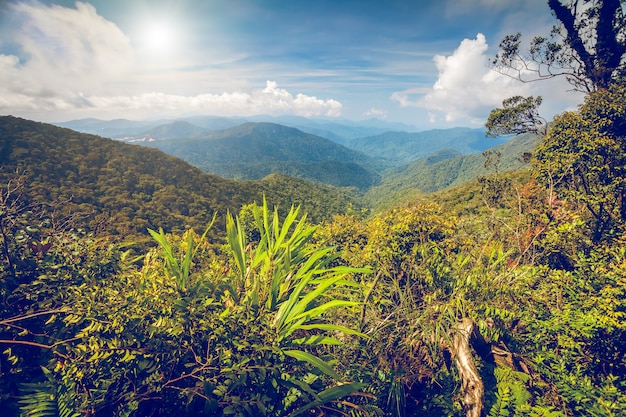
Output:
(139, 20), (178, 54)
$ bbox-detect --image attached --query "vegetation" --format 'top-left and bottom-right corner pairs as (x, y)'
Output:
(345, 127), (509, 165)
(140, 122), (382, 190)
(365, 133), (538, 211)
(1, 2), (625, 416)
(0, 197), (370, 416)
(534, 83), (626, 243)
(3, 144), (624, 415)
(0, 116), (361, 238)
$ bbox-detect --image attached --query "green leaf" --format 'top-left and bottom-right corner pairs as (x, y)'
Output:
(288, 382), (366, 417)
(288, 300), (360, 324)
(291, 323), (368, 339)
(290, 335), (344, 346)
(283, 349), (340, 380)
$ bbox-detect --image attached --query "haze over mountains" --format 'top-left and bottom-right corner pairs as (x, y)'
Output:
(55, 116), (527, 197)
(55, 115), (417, 144)
(0, 113), (540, 241)
(0, 116), (361, 237)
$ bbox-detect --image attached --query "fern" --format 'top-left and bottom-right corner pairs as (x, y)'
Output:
(490, 384), (513, 417)
(18, 368), (79, 417)
(488, 367), (533, 417)
(527, 405), (566, 417)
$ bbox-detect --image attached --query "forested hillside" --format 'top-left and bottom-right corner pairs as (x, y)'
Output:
(346, 127), (510, 164)
(1, 3), (625, 416)
(365, 132), (539, 209)
(137, 122), (383, 189)
(0, 116), (360, 237)
(58, 117), (526, 195)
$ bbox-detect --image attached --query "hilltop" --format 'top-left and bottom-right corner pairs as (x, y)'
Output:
(133, 122), (383, 190)
(0, 116), (361, 238)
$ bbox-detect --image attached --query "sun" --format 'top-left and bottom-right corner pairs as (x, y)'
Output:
(138, 20), (178, 54)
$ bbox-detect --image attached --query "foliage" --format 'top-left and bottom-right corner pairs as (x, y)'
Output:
(485, 96), (546, 138)
(491, 0), (626, 92)
(0, 116), (362, 240)
(534, 82), (626, 242)
(148, 215), (215, 292)
(507, 242), (626, 416)
(18, 366), (80, 417)
(1, 198), (371, 416)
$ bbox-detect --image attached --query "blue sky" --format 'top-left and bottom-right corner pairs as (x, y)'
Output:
(0, 0), (584, 129)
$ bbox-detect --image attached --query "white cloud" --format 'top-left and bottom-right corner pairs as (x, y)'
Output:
(5, 1), (134, 96)
(392, 33), (583, 126)
(0, 2), (342, 121)
(81, 81), (342, 119)
(364, 107), (388, 119)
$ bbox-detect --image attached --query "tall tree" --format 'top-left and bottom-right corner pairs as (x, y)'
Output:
(534, 82), (626, 242)
(487, 1), (626, 243)
(492, 0), (626, 93)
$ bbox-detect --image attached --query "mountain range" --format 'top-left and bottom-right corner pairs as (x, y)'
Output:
(127, 122), (383, 190)
(56, 118), (525, 193)
(5, 114), (541, 231)
(0, 116), (360, 238)
(54, 115), (415, 144)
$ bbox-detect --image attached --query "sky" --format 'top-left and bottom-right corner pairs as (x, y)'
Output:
(0, 0), (585, 129)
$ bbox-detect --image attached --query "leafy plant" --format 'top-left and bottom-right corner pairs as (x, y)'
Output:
(225, 197), (370, 415)
(147, 213), (215, 292)
(1, 199), (372, 417)
(18, 367), (79, 417)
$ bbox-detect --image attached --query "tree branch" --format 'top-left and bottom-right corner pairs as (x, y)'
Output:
(452, 318), (485, 417)
(548, 0), (595, 78)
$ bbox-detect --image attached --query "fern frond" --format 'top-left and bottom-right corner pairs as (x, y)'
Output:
(18, 369), (80, 417)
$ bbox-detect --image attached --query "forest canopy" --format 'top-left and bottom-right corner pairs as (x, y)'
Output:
(1, 1), (625, 416)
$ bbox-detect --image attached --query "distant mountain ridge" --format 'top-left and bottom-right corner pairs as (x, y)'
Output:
(0, 116), (361, 237)
(56, 118), (510, 168)
(346, 128), (510, 164)
(137, 122), (384, 190)
(54, 116), (414, 144)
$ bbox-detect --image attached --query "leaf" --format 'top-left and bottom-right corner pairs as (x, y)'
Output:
(283, 349), (340, 380)
(281, 275), (343, 327)
(288, 300), (360, 324)
(288, 382), (366, 417)
(291, 323), (368, 339)
(290, 335), (344, 346)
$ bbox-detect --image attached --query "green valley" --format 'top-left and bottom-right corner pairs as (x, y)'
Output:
(0, 116), (360, 238)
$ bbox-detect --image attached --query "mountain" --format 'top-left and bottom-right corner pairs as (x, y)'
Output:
(54, 118), (169, 138)
(346, 127), (510, 164)
(140, 120), (210, 140)
(138, 122), (384, 189)
(53, 116), (417, 144)
(0, 116), (361, 238)
(364, 132), (540, 210)
(243, 116), (419, 145)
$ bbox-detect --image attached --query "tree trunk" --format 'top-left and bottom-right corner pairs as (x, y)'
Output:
(452, 318), (485, 417)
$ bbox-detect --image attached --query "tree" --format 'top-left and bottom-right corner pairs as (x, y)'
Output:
(485, 96), (547, 137)
(534, 82), (626, 242)
(487, 1), (626, 244)
(492, 0), (626, 92)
